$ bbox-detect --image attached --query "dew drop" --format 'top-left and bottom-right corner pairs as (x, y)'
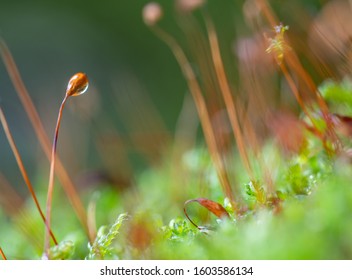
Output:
(66, 72), (89, 97)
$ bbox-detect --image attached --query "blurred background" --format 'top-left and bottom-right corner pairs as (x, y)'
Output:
(0, 0), (348, 195)
(2, 0), (352, 260)
(0, 0), (186, 193)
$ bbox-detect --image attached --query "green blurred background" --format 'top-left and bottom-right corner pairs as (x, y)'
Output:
(0, 0), (186, 190)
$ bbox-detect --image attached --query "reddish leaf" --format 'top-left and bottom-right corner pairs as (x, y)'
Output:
(184, 198), (230, 229)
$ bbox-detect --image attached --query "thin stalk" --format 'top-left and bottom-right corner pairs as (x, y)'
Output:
(176, 13), (222, 112)
(279, 63), (312, 120)
(183, 204), (199, 229)
(0, 172), (23, 215)
(238, 60), (275, 194)
(44, 95), (68, 256)
(257, 0), (278, 27)
(150, 25), (237, 211)
(0, 247), (7, 260)
(285, 53), (341, 151)
(0, 107), (58, 245)
(43, 72), (88, 257)
(280, 52), (337, 153)
(176, 13), (233, 157)
(0, 39), (88, 236)
(202, 12), (254, 179)
(257, 0), (340, 152)
(87, 195), (98, 243)
(242, 103), (274, 195)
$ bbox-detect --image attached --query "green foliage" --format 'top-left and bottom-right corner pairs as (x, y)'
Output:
(244, 181), (266, 206)
(87, 213), (128, 260)
(286, 163), (310, 195)
(152, 161), (352, 259)
(2, 78), (352, 260)
(47, 241), (75, 260)
(320, 79), (352, 108)
(161, 218), (198, 243)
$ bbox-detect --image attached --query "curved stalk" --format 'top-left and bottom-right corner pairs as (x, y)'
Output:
(0, 107), (58, 245)
(43, 73), (88, 258)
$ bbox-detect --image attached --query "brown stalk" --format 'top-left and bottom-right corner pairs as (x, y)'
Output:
(241, 102), (274, 195)
(0, 39), (88, 236)
(44, 73), (88, 257)
(0, 172), (24, 215)
(43, 95), (68, 255)
(281, 56), (338, 153)
(202, 12), (254, 179)
(87, 195), (98, 243)
(0, 247), (7, 260)
(0, 107), (58, 245)
(278, 61), (334, 151)
(256, 0), (278, 27)
(150, 25), (237, 211)
(257, 1), (326, 108)
(176, 13), (233, 157)
(238, 56), (275, 193)
(257, 0), (340, 152)
(176, 13), (222, 112)
(279, 63), (312, 120)
(284, 52), (340, 151)
(257, 0), (310, 113)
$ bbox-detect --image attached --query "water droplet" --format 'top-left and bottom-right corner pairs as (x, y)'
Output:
(66, 73), (89, 97)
